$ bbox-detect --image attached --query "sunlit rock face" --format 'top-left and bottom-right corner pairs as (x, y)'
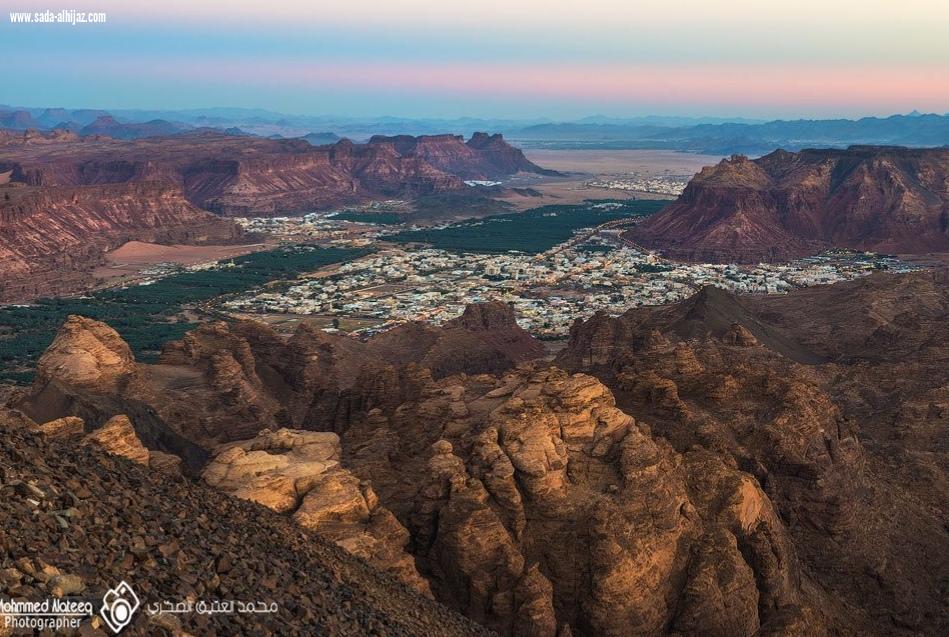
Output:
(202, 427), (431, 596)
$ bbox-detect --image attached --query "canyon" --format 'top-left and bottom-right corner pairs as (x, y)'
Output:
(6, 270), (947, 636)
(0, 130), (549, 301)
(628, 146), (949, 262)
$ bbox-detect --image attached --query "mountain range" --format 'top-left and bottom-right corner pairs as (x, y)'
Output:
(2, 106), (947, 154)
(513, 113), (949, 154)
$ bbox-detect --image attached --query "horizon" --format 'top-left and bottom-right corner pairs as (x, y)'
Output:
(2, 104), (945, 126)
(4, 0), (947, 119)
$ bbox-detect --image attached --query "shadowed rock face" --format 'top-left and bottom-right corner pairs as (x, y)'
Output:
(628, 146), (949, 262)
(558, 269), (949, 635)
(18, 302), (544, 448)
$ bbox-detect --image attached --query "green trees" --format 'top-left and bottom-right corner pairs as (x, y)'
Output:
(388, 200), (667, 254)
(0, 246), (370, 383)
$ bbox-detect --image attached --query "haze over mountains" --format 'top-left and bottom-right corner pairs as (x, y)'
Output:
(2, 105), (948, 154)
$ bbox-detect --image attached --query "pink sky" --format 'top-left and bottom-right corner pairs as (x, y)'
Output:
(5, 0), (948, 117)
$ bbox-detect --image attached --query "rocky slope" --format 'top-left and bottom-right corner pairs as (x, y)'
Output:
(628, 146), (949, 262)
(0, 412), (492, 636)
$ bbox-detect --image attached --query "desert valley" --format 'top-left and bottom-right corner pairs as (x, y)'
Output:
(1, 2), (947, 636)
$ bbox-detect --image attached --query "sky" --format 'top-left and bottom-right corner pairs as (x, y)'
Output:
(3, 0), (948, 120)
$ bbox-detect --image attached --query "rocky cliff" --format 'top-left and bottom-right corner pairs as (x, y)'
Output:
(11, 275), (948, 636)
(0, 129), (547, 216)
(628, 146), (949, 262)
(18, 302), (544, 448)
(0, 129), (548, 299)
(368, 133), (555, 180)
(558, 270), (949, 634)
(0, 181), (243, 301)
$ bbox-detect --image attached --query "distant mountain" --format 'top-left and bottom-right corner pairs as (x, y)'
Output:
(509, 113), (949, 154)
(649, 114), (949, 153)
(301, 131), (341, 145)
(79, 115), (192, 139)
(513, 122), (674, 141)
(575, 114), (766, 126)
(628, 145), (949, 262)
(0, 110), (38, 129)
(368, 132), (559, 179)
(5, 105), (948, 154)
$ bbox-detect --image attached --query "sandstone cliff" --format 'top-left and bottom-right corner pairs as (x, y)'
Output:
(0, 129), (547, 217)
(558, 271), (949, 634)
(0, 181), (243, 301)
(628, 146), (949, 262)
(19, 302), (544, 448)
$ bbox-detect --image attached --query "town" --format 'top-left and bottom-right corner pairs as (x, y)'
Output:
(216, 225), (919, 339)
(585, 173), (691, 196)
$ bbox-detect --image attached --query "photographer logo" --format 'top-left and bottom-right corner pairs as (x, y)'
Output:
(100, 581), (140, 633)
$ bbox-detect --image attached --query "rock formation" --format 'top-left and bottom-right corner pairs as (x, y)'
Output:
(34, 315), (136, 394)
(368, 133), (555, 179)
(202, 427), (429, 594)
(11, 273), (948, 635)
(558, 270), (949, 635)
(0, 414), (491, 636)
(0, 182), (243, 301)
(329, 365), (835, 636)
(19, 302), (544, 448)
(0, 129), (547, 217)
(82, 414), (152, 465)
(27, 410), (183, 476)
(628, 146), (949, 261)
